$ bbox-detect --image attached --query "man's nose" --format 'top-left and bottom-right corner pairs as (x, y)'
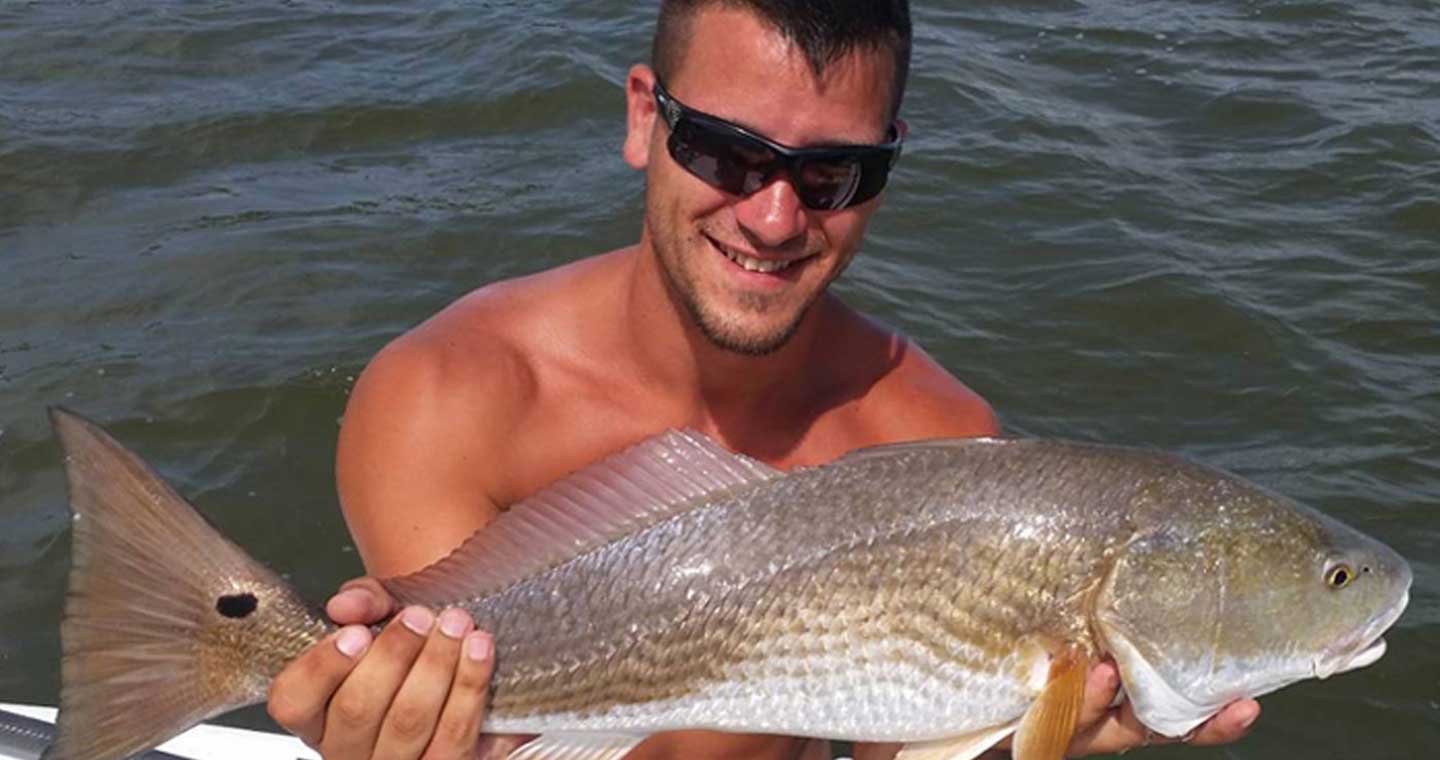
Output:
(733, 176), (807, 249)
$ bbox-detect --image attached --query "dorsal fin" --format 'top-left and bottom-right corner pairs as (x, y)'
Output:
(382, 430), (781, 606)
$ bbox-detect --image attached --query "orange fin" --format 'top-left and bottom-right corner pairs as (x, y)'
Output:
(894, 721), (1018, 760)
(1012, 644), (1090, 760)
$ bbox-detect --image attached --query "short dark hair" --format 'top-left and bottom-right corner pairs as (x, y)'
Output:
(652, 0), (912, 120)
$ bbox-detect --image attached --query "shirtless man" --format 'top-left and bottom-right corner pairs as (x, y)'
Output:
(266, 2), (1260, 758)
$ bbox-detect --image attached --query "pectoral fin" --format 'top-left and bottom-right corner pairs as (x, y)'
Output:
(1011, 644), (1090, 760)
(893, 721), (1018, 760)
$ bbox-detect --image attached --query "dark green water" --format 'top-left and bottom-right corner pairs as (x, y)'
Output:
(1, 1), (1436, 757)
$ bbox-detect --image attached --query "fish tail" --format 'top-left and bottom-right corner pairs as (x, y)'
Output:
(45, 408), (329, 760)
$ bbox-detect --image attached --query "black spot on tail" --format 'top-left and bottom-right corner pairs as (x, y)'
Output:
(216, 592), (258, 619)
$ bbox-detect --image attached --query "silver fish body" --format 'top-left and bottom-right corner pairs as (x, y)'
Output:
(44, 411), (1410, 760)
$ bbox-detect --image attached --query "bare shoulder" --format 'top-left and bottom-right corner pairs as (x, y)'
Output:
(345, 280), (547, 463)
(874, 333), (1000, 438)
(337, 252), (627, 574)
(820, 304), (1000, 445)
(348, 249), (629, 445)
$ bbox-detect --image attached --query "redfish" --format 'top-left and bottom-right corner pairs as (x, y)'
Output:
(43, 409), (1409, 760)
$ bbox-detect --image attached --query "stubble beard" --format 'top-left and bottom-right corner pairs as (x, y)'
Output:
(653, 227), (813, 357)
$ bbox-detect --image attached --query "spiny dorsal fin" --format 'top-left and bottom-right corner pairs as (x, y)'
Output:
(383, 430), (781, 606)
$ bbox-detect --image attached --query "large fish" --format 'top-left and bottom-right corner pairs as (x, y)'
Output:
(44, 409), (1409, 760)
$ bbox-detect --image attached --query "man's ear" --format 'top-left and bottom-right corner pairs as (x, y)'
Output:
(623, 64), (659, 170)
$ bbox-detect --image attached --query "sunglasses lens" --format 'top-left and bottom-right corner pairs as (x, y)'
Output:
(795, 158), (864, 211)
(670, 120), (776, 196)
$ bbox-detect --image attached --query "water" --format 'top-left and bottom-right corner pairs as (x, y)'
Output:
(1, 1), (1436, 756)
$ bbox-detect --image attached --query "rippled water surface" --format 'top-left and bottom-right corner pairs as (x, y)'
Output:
(2, 1), (1437, 757)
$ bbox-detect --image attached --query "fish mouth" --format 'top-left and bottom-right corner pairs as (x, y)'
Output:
(1333, 637), (1387, 675)
(1315, 589), (1409, 679)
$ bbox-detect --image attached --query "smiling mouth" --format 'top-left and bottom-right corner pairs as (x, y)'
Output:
(709, 236), (810, 274)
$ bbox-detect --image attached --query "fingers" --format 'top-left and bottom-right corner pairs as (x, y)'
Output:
(269, 575), (399, 750)
(272, 602), (502, 760)
(320, 606), (436, 759)
(268, 626), (372, 748)
(371, 608), (475, 758)
(1067, 696), (1260, 756)
(426, 632), (502, 759)
(1067, 697), (1152, 757)
(1185, 700), (1260, 746)
(327, 576), (401, 625)
(1076, 660), (1122, 729)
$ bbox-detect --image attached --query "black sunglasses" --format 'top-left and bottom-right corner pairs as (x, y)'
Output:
(652, 79), (904, 211)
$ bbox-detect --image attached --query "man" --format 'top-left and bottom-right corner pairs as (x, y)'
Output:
(267, 2), (1260, 758)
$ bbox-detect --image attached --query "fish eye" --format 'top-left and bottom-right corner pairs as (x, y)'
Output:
(1325, 563), (1354, 589)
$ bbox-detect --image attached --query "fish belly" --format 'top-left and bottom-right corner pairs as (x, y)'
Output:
(484, 630), (1038, 742)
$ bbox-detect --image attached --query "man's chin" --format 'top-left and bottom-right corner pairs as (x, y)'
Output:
(692, 313), (805, 357)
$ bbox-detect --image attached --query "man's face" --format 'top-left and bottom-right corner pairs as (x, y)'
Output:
(624, 6), (898, 356)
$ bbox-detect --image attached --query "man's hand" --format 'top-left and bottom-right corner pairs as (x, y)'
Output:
(1065, 660), (1260, 755)
(266, 578), (502, 759)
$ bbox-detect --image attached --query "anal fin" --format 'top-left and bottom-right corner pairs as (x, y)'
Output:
(893, 721), (1018, 760)
(506, 731), (647, 760)
(1012, 644), (1089, 760)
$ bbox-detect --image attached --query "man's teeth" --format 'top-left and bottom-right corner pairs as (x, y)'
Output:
(721, 246), (796, 273)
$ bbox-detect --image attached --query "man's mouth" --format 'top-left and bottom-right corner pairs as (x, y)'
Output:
(709, 236), (809, 274)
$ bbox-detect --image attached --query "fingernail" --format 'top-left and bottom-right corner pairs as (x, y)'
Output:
(336, 587), (373, 607)
(466, 632), (492, 662)
(401, 606), (435, 635)
(439, 608), (471, 639)
(325, 588), (368, 619)
(335, 627), (369, 658)
(1240, 706), (1260, 730)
